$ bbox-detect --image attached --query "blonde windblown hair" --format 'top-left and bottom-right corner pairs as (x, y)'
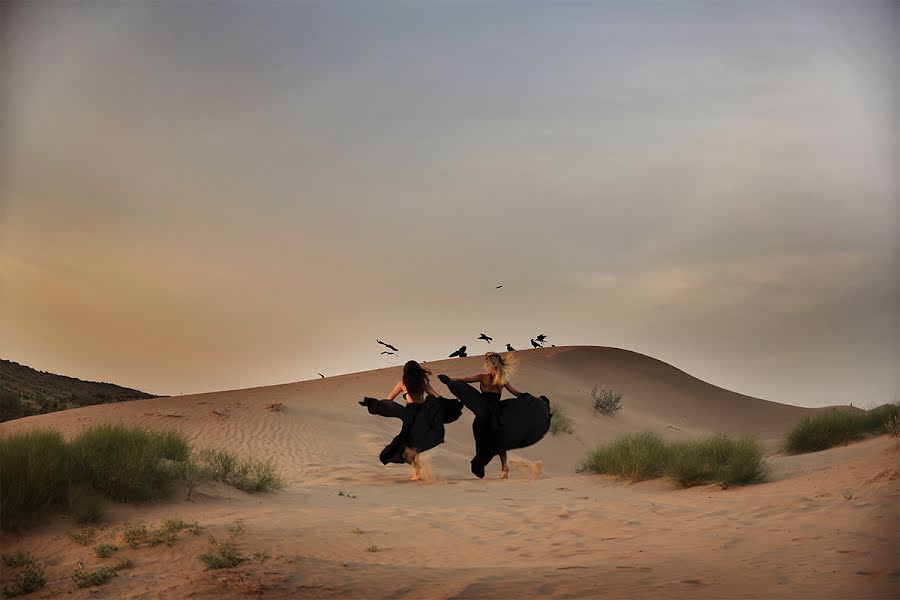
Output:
(484, 352), (517, 386)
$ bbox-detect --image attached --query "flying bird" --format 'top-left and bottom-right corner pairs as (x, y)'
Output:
(495, 285), (503, 289)
(376, 339), (399, 352)
(535, 334), (547, 343)
(531, 338), (542, 349)
(381, 351), (397, 356)
(318, 373), (325, 379)
(477, 333), (493, 343)
(506, 343), (515, 352)
(449, 345), (468, 358)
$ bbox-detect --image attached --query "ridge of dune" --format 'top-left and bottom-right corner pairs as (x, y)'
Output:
(2, 346), (896, 599)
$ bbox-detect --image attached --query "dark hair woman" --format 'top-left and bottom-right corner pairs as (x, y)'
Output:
(360, 361), (462, 480)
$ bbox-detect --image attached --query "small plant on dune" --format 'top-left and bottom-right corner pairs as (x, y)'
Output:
(578, 432), (667, 482)
(351, 528), (365, 535)
(227, 519), (246, 536)
(71, 563), (118, 588)
(67, 526), (98, 546)
(666, 435), (768, 488)
(199, 535), (246, 569)
(70, 424), (190, 502)
(193, 449), (284, 493)
(886, 413), (900, 438)
(2, 552), (45, 598)
(113, 557), (133, 570)
(122, 521), (149, 548)
(365, 544), (380, 553)
(0, 429), (73, 530)
(93, 544), (119, 559)
(549, 402), (575, 435)
(784, 410), (867, 454)
(162, 517), (202, 535)
(252, 551), (271, 562)
(592, 386), (623, 417)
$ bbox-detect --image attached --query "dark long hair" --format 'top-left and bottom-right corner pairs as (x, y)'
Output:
(402, 361), (431, 398)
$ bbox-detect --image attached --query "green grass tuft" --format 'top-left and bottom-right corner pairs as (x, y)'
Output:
(66, 526), (98, 546)
(549, 402), (574, 435)
(2, 552), (46, 598)
(72, 564), (117, 588)
(591, 386), (623, 416)
(193, 449), (284, 493)
(578, 432), (668, 482)
(199, 536), (246, 569)
(70, 424), (189, 501)
(0, 429), (73, 529)
(783, 405), (899, 454)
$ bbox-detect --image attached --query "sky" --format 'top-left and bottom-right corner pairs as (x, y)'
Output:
(1, 0), (896, 407)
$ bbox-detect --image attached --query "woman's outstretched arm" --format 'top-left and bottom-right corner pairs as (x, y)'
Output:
(386, 381), (404, 401)
(456, 374), (485, 384)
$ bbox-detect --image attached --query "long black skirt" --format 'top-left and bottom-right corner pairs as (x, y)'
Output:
(441, 380), (551, 478)
(360, 396), (463, 465)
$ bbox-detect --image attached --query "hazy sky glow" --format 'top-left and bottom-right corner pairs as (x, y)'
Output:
(1, 1), (897, 407)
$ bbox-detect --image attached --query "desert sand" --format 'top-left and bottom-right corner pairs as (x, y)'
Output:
(1, 346), (897, 599)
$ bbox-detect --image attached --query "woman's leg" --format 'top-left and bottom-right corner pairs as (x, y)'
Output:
(499, 451), (509, 478)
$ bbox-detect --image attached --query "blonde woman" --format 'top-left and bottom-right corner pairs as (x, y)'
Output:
(439, 352), (551, 479)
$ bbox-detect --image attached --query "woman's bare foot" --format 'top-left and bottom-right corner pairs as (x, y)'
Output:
(410, 470), (422, 481)
(499, 467), (509, 479)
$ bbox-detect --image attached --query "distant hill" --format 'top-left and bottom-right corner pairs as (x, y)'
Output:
(0, 359), (159, 422)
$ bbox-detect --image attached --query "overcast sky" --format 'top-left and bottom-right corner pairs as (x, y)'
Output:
(1, 0), (896, 407)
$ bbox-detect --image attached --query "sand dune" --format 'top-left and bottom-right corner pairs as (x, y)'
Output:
(1, 346), (896, 599)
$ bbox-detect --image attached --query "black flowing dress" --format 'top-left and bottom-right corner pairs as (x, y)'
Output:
(440, 378), (551, 478)
(360, 395), (463, 465)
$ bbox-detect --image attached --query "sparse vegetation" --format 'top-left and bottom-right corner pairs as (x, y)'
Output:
(193, 448), (284, 493)
(2, 552), (46, 597)
(351, 527), (365, 535)
(71, 424), (189, 502)
(783, 404), (900, 454)
(93, 544), (119, 558)
(0, 429), (73, 529)
(72, 564), (117, 588)
(578, 432), (668, 482)
(226, 519), (246, 536)
(666, 435), (768, 488)
(592, 386), (623, 417)
(549, 402), (575, 435)
(199, 536), (246, 569)
(579, 432), (769, 488)
(67, 526), (98, 546)
(0, 424), (284, 531)
(113, 558), (133, 570)
(366, 544), (380, 553)
(886, 413), (900, 438)
(337, 491), (358, 499)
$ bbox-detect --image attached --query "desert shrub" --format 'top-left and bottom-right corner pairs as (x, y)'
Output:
(667, 435), (768, 488)
(70, 424), (189, 501)
(193, 449), (284, 493)
(0, 391), (30, 422)
(549, 402), (574, 435)
(0, 429), (73, 529)
(199, 536), (246, 569)
(784, 410), (868, 454)
(580, 432), (769, 488)
(863, 403), (900, 433)
(2, 552), (45, 597)
(591, 386), (623, 416)
(72, 564), (117, 588)
(122, 521), (149, 548)
(93, 544), (119, 559)
(578, 432), (667, 482)
(67, 526), (98, 546)
(113, 558), (133, 570)
(886, 413), (900, 438)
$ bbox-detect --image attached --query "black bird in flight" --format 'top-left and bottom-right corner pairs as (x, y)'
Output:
(449, 345), (468, 358)
(506, 343), (515, 352)
(318, 372), (325, 378)
(496, 285), (503, 289)
(381, 351), (397, 356)
(377, 339), (399, 352)
(535, 334), (547, 343)
(478, 333), (493, 343)
(531, 338), (542, 349)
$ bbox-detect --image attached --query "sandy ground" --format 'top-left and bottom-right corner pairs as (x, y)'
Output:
(1, 346), (897, 599)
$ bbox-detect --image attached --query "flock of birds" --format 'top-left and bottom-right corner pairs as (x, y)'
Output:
(317, 284), (555, 378)
(378, 333), (552, 360)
